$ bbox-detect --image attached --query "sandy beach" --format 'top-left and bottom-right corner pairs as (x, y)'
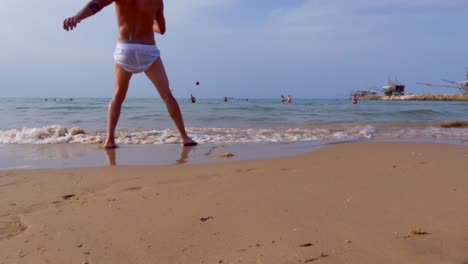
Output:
(1, 142), (467, 264)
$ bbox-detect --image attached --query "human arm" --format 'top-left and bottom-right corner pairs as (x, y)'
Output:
(153, 2), (166, 35)
(63, 0), (114, 31)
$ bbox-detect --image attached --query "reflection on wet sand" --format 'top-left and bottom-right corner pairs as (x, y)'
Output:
(176, 146), (195, 165)
(104, 146), (196, 166)
(105, 149), (117, 166)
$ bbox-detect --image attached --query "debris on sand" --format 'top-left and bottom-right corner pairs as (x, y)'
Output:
(61, 194), (76, 200)
(208, 152), (234, 158)
(411, 229), (430, 235)
(404, 228), (430, 239)
(200, 216), (214, 222)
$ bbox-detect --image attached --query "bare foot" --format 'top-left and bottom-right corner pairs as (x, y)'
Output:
(182, 137), (198, 147)
(104, 141), (118, 149)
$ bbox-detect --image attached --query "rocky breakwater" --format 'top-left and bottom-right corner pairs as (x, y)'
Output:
(360, 94), (468, 101)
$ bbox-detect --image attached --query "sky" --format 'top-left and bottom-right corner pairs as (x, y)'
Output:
(1, 0), (468, 99)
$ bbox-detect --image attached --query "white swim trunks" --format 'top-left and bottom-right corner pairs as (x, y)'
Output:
(113, 41), (161, 74)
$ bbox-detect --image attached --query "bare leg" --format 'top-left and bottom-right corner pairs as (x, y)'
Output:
(104, 63), (132, 149)
(145, 57), (197, 146)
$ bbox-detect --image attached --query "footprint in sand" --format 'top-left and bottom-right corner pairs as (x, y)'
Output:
(0, 215), (28, 240)
(181, 247), (192, 256)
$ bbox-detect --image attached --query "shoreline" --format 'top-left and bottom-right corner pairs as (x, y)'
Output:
(0, 141), (328, 170)
(0, 138), (467, 170)
(1, 141), (467, 263)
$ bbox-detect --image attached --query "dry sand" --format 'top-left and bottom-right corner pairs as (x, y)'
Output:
(0, 142), (467, 264)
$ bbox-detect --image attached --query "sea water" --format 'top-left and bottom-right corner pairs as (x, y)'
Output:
(0, 98), (467, 145)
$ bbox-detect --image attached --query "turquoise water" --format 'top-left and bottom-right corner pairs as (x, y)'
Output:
(0, 98), (467, 144)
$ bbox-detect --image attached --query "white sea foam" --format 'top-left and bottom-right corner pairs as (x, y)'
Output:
(0, 125), (73, 144)
(0, 124), (466, 145)
(2, 98), (467, 146)
(4, 124), (465, 145)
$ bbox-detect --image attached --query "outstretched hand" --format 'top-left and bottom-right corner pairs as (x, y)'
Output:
(63, 16), (81, 31)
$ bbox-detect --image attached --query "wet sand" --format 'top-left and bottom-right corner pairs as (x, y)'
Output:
(0, 141), (326, 169)
(1, 142), (467, 263)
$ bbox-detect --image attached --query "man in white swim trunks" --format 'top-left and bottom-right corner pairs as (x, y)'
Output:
(63, 0), (197, 149)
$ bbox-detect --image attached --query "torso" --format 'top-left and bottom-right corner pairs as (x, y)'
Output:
(114, 0), (160, 45)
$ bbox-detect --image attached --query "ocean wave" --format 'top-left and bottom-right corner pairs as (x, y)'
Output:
(0, 125), (377, 145)
(40, 106), (104, 111)
(393, 109), (443, 116)
(211, 105), (279, 112)
(127, 114), (164, 121)
(0, 123), (466, 145)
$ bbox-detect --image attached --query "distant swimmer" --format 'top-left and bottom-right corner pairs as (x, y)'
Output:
(281, 95), (286, 103)
(63, 0), (197, 148)
(189, 94), (196, 103)
(287, 95), (292, 103)
(352, 95), (358, 104)
(224, 96), (228, 102)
